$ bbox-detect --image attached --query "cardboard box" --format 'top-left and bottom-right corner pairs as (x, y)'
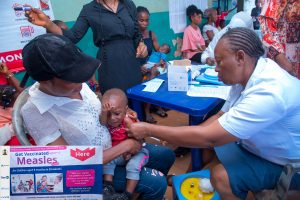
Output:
(167, 60), (191, 91)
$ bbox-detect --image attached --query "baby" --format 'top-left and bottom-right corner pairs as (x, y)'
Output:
(144, 44), (171, 79)
(100, 88), (149, 199)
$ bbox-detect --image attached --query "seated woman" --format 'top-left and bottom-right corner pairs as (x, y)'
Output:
(20, 34), (175, 200)
(181, 5), (206, 63)
(202, 8), (219, 46)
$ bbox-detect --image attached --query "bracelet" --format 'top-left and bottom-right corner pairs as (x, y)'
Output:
(6, 73), (13, 79)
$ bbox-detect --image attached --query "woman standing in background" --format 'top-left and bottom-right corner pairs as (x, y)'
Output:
(25, 0), (147, 93)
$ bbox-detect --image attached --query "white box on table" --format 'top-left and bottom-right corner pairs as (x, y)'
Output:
(167, 60), (191, 91)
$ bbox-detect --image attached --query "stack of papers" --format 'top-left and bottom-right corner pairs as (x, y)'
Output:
(142, 78), (164, 92)
(187, 85), (231, 100)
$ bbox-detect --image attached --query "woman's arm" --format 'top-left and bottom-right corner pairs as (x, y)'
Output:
(103, 139), (142, 164)
(26, 6), (90, 43)
(151, 32), (160, 51)
(25, 8), (62, 34)
(127, 120), (237, 148)
(124, 0), (148, 57)
(0, 63), (24, 94)
(274, 53), (296, 76)
(48, 136), (68, 145)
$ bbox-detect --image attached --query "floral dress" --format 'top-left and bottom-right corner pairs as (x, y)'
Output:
(259, 0), (300, 77)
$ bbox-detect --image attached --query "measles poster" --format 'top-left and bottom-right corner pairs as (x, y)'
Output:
(9, 146), (103, 200)
(0, 0), (55, 77)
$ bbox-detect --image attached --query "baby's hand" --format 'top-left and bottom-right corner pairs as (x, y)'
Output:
(102, 102), (112, 113)
(141, 65), (148, 75)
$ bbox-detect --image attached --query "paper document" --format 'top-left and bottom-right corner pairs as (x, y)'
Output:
(142, 78), (164, 92)
(187, 85), (231, 100)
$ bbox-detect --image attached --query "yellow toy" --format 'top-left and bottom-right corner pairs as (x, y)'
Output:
(180, 177), (214, 200)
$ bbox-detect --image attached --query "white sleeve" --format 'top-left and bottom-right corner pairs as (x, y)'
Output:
(21, 102), (62, 145)
(218, 85), (285, 139)
(0, 124), (14, 145)
(201, 49), (209, 64)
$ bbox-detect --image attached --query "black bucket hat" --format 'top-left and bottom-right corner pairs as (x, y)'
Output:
(22, 33), (100, 83)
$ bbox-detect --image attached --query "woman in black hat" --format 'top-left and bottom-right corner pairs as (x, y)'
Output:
(25, 0), (147, 94)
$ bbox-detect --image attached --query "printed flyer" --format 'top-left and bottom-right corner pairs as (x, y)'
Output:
(0, 0), (55, 84)
(9, 146), (102, 200)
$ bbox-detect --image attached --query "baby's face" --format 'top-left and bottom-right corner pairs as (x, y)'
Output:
(159, 45), (169, 54)
(105, 97), (127, 128)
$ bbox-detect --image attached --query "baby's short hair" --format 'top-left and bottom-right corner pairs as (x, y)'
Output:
(102, 88), (128, 106)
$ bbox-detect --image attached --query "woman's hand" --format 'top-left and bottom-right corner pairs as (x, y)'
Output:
(0, 63), (9, 75)
(25, 7), (51, 28)
(141, 65), (148, 75)
(126, 122), (150, 140)
(126, 108), (138, 121)
(122, 139), (142, 155)
(136, 42), (148, 58)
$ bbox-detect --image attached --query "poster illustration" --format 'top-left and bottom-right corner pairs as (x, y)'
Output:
(0, 0), (55, 83)
(9, 146), (103, 200)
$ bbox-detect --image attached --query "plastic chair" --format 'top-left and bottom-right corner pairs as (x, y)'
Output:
(172, 169), (221, 200)
(254, 161), (300, 200)
(12, 88), (32, 145)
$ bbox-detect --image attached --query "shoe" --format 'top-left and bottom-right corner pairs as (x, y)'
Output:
(110, 191), (132, 200)
(145, 115), (157, 124)
(103, 181), (115, 197)
(154, 109), (168, 118)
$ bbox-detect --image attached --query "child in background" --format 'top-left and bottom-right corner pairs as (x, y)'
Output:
(100, 88), (149, 200)
(143, 43), (170, 79)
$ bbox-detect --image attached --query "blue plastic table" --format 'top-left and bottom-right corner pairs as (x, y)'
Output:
(126, 74), (223, 171)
